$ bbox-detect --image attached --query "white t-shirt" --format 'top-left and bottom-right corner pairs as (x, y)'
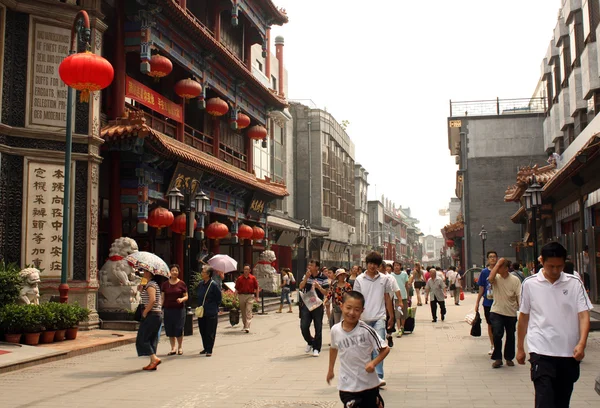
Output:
(383, 273), (400, 300)
(330, 321), (388, 392)
(520, 270), (593, 357)
(353, 272), (393, 322)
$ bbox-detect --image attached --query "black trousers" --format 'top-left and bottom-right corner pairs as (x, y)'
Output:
(198, 315), (218, 353)
(136, 313), (162, 356)
(530, 353), (580, 408)
(430, 299), (446, 321)
(339, 386), (384, 408)
(490, 312), (517, 361)
(300, 304), (324, 351)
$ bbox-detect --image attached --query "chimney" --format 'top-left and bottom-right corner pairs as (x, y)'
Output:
(265, 28), (271, 78)
(275, 35), (285, 96)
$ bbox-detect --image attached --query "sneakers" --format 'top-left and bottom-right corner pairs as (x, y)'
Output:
(492, 360), (503, 369)
(379, 379), (386, 387)
(387, 335), (394, 348)
(395, 329), (403, 338)
(488, 347), (494, 356)
(312, 349), (320, 357)
(305, 344), (313, 353)
(506, 360), (515, 367)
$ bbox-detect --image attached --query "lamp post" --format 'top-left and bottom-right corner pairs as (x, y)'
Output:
(347, 239), (352, 270)
(57, 11), (114, 303)
(524, 175), (543, 271)
(479, 226), (487, 268)
(299, 219), (311, 282)
(168, 184), (209, 287)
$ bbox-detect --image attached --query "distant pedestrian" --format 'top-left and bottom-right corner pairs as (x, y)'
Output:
(197, 266), (222, 357)
(325, 269), (353, 325)
(380, 262), (401, 348)
(299, 260), (329, 357)
(235, 264), (259, 333)
(475, 251), (498, 356)
(348, 265), (360, 288)
(327, 291), (388, 408)
(425, 269), (446, 322)
(392, 261), (409, 337)
(487, 258), (521, 369)
(136, 269), (165, 371)
(410, 263), (426, 306)
(517, 242), (593, 408)
(511, 262), (525, 283)
(447, 266), (461, 305)
(277, 267), (294, 313)
(160, 264), (188, 356)
(325, 267), (337, 326)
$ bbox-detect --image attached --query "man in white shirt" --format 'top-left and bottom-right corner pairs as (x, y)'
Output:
(447, 266), (461, 305)
(425, 269), (446, 322)
(517, 242), (593, 408)
(353, 251), (394, 385)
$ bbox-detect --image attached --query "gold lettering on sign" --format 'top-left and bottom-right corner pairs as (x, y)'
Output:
(249, 199), (265, 214)
(449, 120), (462, 128)
(30, 22), (70, 127)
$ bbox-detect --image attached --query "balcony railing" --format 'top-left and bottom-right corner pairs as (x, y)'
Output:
(184, 124), (213, 154)
(219, 143), (247, 170)
(449, 97), (547, 117)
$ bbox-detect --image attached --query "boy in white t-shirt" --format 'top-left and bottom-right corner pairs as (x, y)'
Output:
(327, 291), (389, 408)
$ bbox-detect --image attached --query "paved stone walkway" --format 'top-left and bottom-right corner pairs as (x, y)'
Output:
(0, 292), (599, 407)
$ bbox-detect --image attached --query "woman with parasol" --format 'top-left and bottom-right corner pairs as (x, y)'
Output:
(127, 251), (170, 371)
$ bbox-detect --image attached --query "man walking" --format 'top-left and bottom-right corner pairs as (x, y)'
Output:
(235, 264), (259, 333)
(447, 266), (461, 305)
(392, 261), (409, 337)
(475, 251), (498, 355)
(425, 269), (446, 322)
(487, 257), (521, 368)
(517, 242), (592, 408)
(299, 260), (329, 357)
(353, 251), (395, 385)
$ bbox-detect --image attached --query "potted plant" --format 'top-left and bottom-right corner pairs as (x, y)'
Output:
(45, 302), (69, 341)
(21, 305), (44, 345)
(0, 304), (25, 343)
(39, 303), (58, 343)
(221, 291), (240, 327)
(66, 304), (90, 340)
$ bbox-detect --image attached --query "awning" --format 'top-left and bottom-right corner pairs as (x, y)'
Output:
(267, 215), (303, 232)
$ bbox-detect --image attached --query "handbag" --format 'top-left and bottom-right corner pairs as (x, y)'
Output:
(133, 304), (144, 322)
(195, 281), (213, 318)
(450, 283), (456, 291)
(470, 312), (482, 337)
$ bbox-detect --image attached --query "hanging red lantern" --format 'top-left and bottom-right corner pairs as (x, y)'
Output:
(237, 224), (254, 240)
(147, 207), (174, 230)
(147, 55), (173, 81)
(170, 214), (197, 235)
(205, 221), (229, 240)
(206, 97), (229, 116)
(252, 226), (265, 241)
(59, 51), (114, 103)
(248, 125), (267, 140)
(236, 113), (251, 129)
(174, 78), (202, 101)
(446, 239), (454, 248)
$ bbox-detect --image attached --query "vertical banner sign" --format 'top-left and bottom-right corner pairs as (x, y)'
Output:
(28, 20), (70, 127)
(24, 161), (70, 277)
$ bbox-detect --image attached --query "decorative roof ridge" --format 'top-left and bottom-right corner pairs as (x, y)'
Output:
(504, 161), (557, 202)
(254, 0), (289, 24)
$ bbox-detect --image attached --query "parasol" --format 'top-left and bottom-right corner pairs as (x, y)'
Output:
(125, 251), (170, 278)
(207, 254), (238, 273)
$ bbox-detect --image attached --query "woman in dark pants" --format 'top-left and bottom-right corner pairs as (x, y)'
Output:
(197, 266), (222, 357)
(161, 264), (188, 355)
(136, 270), (166, 370)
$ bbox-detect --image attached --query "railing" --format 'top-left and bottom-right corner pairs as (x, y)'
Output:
(449, 97), (547, 117)
(143, 112), (177, 138)
(184, 124), (213, 154)
(219, 143), (247, 170)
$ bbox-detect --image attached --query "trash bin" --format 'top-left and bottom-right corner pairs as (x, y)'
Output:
(184, 307), (194, 336)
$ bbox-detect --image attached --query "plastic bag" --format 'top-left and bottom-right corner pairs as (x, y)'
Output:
(465, 312), (476, 325)
(299, 288), (323, 311)
(460, 290), (465, 301)
(470, 312), (482, 337)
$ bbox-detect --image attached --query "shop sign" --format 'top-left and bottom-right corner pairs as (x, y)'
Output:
(126, 76), (183, 122)
(246, 193), (269, 220)
(167, 163), (202, 198)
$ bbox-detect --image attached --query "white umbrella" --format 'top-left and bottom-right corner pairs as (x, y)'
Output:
(207, 254), (238, 273)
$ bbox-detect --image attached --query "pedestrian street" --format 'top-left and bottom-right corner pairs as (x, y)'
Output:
(1, 293), (598, 408)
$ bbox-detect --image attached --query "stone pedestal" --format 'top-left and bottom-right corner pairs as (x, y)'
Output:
(257, 275), (279, 294)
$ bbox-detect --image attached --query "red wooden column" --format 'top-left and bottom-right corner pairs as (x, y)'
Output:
(179, 0), (187, 8)
(244, 240), (253, 268)
(265, 28), (271, 78)
(109, 152), (122, 243)
(243, 24), (252, 69)
(214, 8), (221, 42)
(112, 0), (126, 118)
(175, 236), (184, 278)
(246, 138), (253, 173)
(275, 36), (285, 96)
(177, 100), (185, 142)
(212, 117), (220, 157)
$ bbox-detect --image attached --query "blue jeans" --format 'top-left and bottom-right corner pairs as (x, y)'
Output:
(364, 319), (386, 379)
(280, 287), (291, 304)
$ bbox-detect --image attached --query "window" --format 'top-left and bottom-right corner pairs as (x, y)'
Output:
(255, 59), (263, 72)
(570, 11), (585, 67)
(561, 42), (571, 86)
(271, 75), (277, 91)
(583, 0), (600, 42)
(272, 124), (284, 183)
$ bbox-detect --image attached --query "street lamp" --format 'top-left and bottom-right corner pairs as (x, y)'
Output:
(524, 175), (543, 270)
(57, 11), (114, 303)
(299, 219), (311, 282)
(347, 239), (352, 270)
(479, 226), (487, 268)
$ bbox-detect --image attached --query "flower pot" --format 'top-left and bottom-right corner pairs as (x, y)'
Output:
(54, 329), (67, 342)
(229, 309), (240, 327)
(4, 333), (22, 343)
(41, 330), (56, 344)
(65, 327), (78, 340)
(24, 332), (41, 346)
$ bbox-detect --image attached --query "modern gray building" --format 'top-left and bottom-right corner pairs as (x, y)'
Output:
(353, 164), (369, 267)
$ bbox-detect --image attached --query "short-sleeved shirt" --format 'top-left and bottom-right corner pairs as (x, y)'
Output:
(160, 280), (188, 309)
(478, 268), (493, 307)
(393, 271), (409, 299)
(520, 270), (593, 357)
(330, 321), (388, 392)
(384, 273), (400, 297)
(281, 273), (291, 287)
(303, 272), (329, 301)
(353, 272), (394, 322)
(235, 274), (259, 294)
(141, 281), (162, 312)
(425, 277), (445, 301)
(326, 281), (353, 306)
(489, 273), (521, 317)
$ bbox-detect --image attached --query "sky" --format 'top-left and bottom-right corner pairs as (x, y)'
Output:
(270, 0), (560, 236)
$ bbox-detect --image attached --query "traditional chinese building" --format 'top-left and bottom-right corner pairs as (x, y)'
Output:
(98, 0), (290, 291)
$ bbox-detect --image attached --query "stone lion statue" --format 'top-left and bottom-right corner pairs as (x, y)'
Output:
(98, 237), (142, 312)
(253, 250), (279, 293)
(18, 267), (41, 305)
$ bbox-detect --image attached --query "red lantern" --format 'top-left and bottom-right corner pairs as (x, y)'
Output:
(446, 239), (454, 248)
(252, 226), (265, 241)
(174, 78), (202, 101)
(206, 97), (229, 116)
(236, 113), (251, 129)
(171, 214), (197, 235)
(147, 207), (174, 230)
(147, 55), (173, 81)
(59, 51), (114, 103)
(238, 224), (253, 240)
(205, 221), (229, 240)
(248, 125), (267, 140)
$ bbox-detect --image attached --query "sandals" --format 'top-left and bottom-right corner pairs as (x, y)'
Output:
(177, 348), (183, 355)
(287, 310), (293, 313)
(143, 359), (161, 371)
(167, 351), (177, 356)
(276, 311), (282, 313)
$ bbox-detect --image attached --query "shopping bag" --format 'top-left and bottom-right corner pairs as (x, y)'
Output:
(465, 312), (476, 325)
(470, 312), (481, 337)
(299, 288), (323, 311)
(460, 290), (465, 301)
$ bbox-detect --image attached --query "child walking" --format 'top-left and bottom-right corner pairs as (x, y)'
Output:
(326, 291), (389, 408)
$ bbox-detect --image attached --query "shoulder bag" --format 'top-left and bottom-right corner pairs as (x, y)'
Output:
(195, 281), (213, 318)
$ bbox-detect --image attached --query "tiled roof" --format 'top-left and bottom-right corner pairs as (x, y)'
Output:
(101, 113), (288, 198)
(510, 206), (526, 223)
(256, 0), (289, 25)
(504, 163), (557, 202)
